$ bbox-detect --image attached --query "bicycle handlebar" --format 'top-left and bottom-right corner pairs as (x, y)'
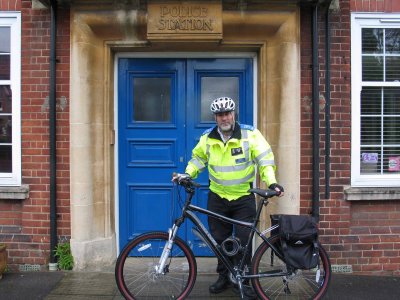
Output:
(248, 188), (279, 198)
(172, 172), (201, 188)
(173, 173), (279, 199)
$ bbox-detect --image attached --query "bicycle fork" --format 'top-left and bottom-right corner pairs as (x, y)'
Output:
(155, 224), (179, 275)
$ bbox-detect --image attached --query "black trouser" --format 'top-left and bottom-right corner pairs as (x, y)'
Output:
(207, 191), (256, 277)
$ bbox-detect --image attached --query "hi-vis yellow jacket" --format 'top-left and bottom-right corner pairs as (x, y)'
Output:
(185, 122), (277, 200)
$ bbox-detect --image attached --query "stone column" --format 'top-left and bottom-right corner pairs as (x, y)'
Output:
(266, 12), (301, 216)
(69, 10), (116, 270)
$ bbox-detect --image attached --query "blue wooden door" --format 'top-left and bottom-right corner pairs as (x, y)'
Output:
(118, 57), (253, 255)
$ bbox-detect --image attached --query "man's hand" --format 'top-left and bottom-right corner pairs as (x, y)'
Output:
(268, 183), (284, 197)
(171, 173), (191, 184)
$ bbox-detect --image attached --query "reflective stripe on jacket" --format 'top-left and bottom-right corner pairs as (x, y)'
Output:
(185, 122), (277, 200)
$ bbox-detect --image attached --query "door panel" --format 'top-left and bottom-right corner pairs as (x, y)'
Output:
(185, 58), (253, 255)
(118, 58), (186, 249)
(118, 57), (253, 255)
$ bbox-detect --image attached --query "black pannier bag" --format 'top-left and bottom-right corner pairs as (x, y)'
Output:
(276, 214), (319, 270)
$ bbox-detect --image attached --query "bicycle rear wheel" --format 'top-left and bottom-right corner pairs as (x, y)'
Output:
(115, 231), (197, 300)
(251, 235), (331, 300)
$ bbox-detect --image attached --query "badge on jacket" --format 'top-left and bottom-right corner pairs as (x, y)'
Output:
(231, 147), (243, 156)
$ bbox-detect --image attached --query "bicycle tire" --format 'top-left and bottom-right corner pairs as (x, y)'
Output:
(251, 235), (331, 300)
(115, 231), (197, 300)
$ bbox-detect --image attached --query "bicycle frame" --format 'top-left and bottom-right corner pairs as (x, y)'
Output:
(159, 185), (288, 284)
(116, 180), (331, 300)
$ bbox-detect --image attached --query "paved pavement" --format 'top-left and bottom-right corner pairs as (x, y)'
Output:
(1, 263), (400, 299)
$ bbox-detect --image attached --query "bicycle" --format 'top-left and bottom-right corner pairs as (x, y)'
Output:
(115, 176), (331, 299)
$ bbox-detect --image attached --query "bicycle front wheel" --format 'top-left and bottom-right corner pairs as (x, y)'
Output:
(115, 231), (197, 300)
(251, 235), (331, 300)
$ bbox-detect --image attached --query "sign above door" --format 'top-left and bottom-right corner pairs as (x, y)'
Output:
(147, 1), (222, 41)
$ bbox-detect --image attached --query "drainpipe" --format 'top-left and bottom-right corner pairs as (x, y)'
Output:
(311, 3), (320, 221)
(49, 0), (58, 264)
(324, 1), (333, 199)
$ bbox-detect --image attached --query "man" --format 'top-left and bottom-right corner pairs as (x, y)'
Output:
(174, 96), (284, 299)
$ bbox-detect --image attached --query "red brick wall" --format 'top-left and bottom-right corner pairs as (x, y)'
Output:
(350, 0), (400, 11)
(0, 0), (70, 270)
(301, 0), (400, 275)
(0, 0), (20, 10)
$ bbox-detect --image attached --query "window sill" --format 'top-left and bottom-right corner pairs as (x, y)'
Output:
(0, 185), (30, 200)
(344, 186), (400, 201)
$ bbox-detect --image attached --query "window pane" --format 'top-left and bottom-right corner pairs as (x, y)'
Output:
(200, 77), (239, 122)
(361, 116), (381, 144)
(386, 56), (400, 81)
(383, 117), (400, 145)
(0, 145), (12, 173)
(133, 77), (171, 122)
(383, 148), (400, 173)
(0, 116), (11, 143)
(0, 27), (10, 53)
(0, 55), (10, 80)
(360, 148), (380, 174)
(362, 56), (383, 81)
(0, 27), (10, 80)
(383, 87), (400, 114)
(361, 87), (381, 115)
(362, 28), (383, 54)
(0, 85), (12, 113)
(385, 29), (400, 54)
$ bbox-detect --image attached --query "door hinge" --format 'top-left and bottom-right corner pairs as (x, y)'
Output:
(110, 129), (115, 145)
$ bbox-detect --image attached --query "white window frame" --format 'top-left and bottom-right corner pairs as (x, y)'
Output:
(0, 12), (21, 186)
(351, 13), (400, 187)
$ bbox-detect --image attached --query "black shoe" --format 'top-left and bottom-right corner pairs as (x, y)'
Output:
(233, 283), (257, 300)
(209, 275), (230, 294)
(242, 285), (257, 300)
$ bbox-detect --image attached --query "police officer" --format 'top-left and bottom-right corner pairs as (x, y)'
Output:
(174, 97), (284, 299)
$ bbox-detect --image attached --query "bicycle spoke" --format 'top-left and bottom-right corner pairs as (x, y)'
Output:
(252, 236), (331, 300)
(115, 232), (196, 299)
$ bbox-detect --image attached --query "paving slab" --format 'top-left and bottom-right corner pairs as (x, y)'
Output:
(1, 268), (400, 300)
(0, 272), (65, 300)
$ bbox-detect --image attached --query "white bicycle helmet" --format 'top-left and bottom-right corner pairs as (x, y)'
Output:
(210, 97), (236, 114)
